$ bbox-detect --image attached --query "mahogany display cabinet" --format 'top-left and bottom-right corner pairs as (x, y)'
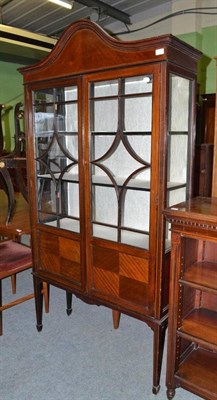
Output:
(164, 197), (217, 400)
(19, 20), (201, 394)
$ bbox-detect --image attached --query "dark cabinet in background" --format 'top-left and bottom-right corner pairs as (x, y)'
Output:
(201, 93), (216, 144)
(194, 143), (214, 196)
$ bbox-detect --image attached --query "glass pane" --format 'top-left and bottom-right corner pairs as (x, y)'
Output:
(55, 86), (77, 101)
(34, 88), (54, 105)
(94, 99), (118, 132)
(46, 218), (80, 232)
(125, 96), (152, 131)
(92, 224), (117, 241)
(35, 133), (53, 160)
(93, 135), (115, 160)
(166, 74), (192, 249)
(123, 190), (150, 231)
(127, 135), (151, 164)
(93, 139), (143, 179)
(33, 84), (80, 233)
(37, 175), (57, 218)
(55, 103), (78, 133)
(92, 185), (117, 225)
(34, 108), (54, 134)
(94, 80), (118, 97)
(168, 135), (188, 184)
(43, 136), (67, 165)
(62, 181), (79, 217)
(121, 231), (149, 250)
(167, 187), (187, 207)
(170, 75), (190, 132)
(125, 75), (152, 94)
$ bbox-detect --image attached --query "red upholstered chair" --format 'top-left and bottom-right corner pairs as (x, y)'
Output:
(0, 239), (34, 335)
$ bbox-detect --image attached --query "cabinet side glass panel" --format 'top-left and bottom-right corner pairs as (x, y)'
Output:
(90, 75), (152, 249)
(33, 85), (80, 232)
(166, 75), (192, 246)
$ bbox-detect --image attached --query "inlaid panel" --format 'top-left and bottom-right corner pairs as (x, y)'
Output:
(92, 245), (149, 307)
(39, 231), (81, 284)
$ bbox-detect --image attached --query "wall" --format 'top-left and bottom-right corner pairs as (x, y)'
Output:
(0, 61), (24, 150)
(178, 28), (217, 95)
(110, 0), (217, 95)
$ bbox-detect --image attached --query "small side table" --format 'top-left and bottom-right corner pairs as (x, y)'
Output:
(164, 197), (217, 400)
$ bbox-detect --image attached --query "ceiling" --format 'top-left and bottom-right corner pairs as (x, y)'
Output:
(0, 0), (171, 38)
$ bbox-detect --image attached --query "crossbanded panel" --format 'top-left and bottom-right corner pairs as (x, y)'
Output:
(93, 268), (119, 297)
(119, 253), (149, 283)
(91, 245), (149, 308)
(39, 231), (81, 284)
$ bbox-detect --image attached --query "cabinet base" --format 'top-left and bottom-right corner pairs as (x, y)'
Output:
(167, 388), (175, 399)
(152, 384), (160, 395)
(37, 323), (43, 332)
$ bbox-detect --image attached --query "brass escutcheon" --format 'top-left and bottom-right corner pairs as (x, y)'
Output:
(0, 161), (5, 168)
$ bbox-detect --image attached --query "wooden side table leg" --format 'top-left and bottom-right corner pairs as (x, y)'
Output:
(152, 322), (167, 394)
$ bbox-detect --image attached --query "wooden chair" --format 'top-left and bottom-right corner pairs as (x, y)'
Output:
(0, 239), (34, 335)
(0, 239), (50, 335)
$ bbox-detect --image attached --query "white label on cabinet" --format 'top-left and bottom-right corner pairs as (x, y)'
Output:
(155, 48), (164, 55)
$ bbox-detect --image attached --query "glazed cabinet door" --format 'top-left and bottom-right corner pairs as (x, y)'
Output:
(84, 66), (159, 315)
(30, 79), (85, 289)
(85, 65), (196, 317)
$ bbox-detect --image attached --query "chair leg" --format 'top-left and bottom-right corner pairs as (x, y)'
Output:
(0, 279), (2, 336)
(42, 282), (49, 313)
(11, 274), (16, 294)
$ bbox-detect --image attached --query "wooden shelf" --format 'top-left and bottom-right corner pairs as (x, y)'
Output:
(176, 348), (217, 399)
(38, 172), (187, 192)
(180, 261), (217, 291)
(36, 130), (78, 136)
(43, 217), (80, 233)
(178, 308), (217, 347)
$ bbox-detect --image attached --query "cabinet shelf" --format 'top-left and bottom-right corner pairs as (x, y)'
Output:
(38, 173), (151, 189)
(36, 130), (78, 137)
(44, 217), (80, 232)
(92, 176), (150, 189)
(38, 173), (186, 192)
(180, 261), (217, 291)
(178, 308), (217, 348)
(91, 131), (152, 136)
(175, 348), (217, 399)
(167, 182), (186, 190)
(38, 173), (79, 183)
